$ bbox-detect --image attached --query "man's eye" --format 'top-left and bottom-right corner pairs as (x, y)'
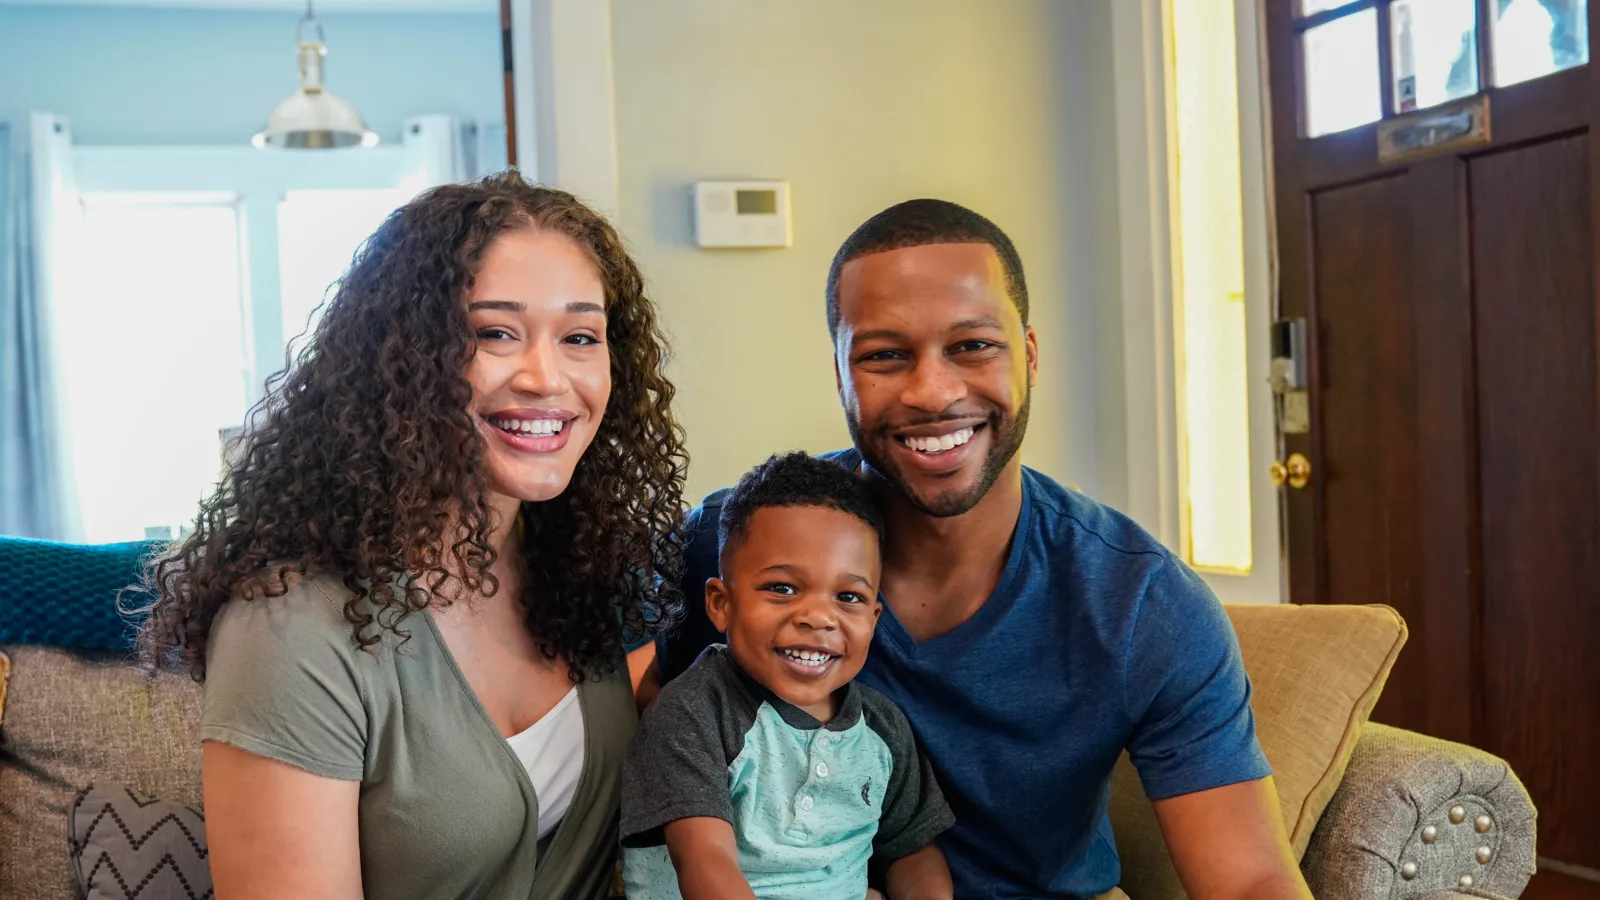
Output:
(955, 340), (996, 353)
(859, 350), (903, 363)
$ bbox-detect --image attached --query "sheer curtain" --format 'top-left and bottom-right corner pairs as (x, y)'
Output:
(0, 113), (78, 540)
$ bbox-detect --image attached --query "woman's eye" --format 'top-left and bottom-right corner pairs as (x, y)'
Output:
(564, 333), (603, 346)
(477, 327), (515, 342)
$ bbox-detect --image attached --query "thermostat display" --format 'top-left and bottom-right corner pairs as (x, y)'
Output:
(695, 180), (792, 248)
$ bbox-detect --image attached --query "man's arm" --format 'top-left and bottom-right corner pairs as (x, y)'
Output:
(1152, 777), (1312, 900)
(663, 817), (757, 900)
(883, 844), (953, 900)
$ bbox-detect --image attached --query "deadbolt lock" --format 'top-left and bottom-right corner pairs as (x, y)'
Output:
(1269, 453), (1312, 490)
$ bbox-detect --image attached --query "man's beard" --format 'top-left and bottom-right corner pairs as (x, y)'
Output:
(847, 391), (1030, 519)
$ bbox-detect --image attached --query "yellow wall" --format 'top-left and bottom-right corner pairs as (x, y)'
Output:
(610, 0), (1124, 505)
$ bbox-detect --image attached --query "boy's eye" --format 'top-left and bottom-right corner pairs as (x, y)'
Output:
(837, 592), (867, 605)
(758, 582), (798, 596)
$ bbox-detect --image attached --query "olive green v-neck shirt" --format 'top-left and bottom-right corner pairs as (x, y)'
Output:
(201, 575), (636, 900)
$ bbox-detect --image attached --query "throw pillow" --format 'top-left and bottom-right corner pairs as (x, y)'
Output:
(69, 784), (211, 900)
(0, 536), (159, 651)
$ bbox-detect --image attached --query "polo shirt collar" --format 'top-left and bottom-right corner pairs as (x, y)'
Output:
(715, 644), (864, 732)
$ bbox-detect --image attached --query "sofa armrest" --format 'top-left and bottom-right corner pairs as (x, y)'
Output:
(1302, 722), (1536, 900)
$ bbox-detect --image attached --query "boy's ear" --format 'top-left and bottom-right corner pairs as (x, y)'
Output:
(705, 577), (731, 632)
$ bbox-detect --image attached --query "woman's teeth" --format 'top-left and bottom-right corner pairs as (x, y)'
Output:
(780, 648), (836, 668)
(901, 427), (975, 454)
(493, 417), (565, 436)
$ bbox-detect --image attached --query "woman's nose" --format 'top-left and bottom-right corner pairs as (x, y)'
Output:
(511, 340), (566, 396)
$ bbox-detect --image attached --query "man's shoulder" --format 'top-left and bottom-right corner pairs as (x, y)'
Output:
(1021, 466), (1178, 581)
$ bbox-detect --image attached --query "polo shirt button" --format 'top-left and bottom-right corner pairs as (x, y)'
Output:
(799, 795), (814, 811)
(815, 762), (829, 778)
(818, 736), (831, 750)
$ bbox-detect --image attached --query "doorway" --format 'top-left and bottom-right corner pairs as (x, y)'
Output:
(1263, 0), (1599, 882)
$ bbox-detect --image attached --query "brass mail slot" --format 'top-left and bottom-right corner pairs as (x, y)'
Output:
(1378, 94), (1491, 165)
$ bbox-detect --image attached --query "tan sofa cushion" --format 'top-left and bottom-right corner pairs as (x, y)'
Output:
(1111, 603), (1407, 900)
(0, 645), (202, 900)
(0, 649), (11, 726)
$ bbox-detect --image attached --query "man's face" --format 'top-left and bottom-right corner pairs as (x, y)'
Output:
(834, 243), (1037, 518)
(706, 505), (882, 722)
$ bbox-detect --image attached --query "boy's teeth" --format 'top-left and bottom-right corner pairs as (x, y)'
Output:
(901, 427), (975, 454)
(781, 648), (834, 667)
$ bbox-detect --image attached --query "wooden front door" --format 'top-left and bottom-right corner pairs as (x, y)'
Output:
(1264, 0), (1600, 877)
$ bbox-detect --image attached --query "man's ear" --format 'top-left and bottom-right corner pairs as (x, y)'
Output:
(1024, 325), (1039, 388)
(705, 577), (731, 633)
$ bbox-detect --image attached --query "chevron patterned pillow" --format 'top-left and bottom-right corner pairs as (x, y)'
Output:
(68, 784), (212, 900)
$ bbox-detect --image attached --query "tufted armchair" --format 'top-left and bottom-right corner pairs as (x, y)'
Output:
(1109, 603), (1537, 900)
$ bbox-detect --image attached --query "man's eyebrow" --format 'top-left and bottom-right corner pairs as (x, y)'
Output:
(850, 328), (908, 344)
(952, 316), (1005, 331)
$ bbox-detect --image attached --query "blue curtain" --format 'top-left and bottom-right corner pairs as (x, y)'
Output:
(0, 120), (68, 539)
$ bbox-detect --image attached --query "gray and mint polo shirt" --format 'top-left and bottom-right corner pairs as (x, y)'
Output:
(620, 645), (953, 899)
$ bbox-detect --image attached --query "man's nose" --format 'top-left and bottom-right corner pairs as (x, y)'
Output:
(511, 339), (566, 396)
(900, 356), (967, 412)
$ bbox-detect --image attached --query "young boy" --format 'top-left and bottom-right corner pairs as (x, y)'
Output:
(621, 452), (954, 900)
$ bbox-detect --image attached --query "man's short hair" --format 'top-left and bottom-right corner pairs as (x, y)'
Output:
(825, 199), (1028, 338)
(718, 452), (886, 569)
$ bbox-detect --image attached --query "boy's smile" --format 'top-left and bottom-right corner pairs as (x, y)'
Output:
(706, 505), (882, 722)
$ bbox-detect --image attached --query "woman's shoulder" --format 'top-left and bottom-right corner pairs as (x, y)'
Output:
(211, 570), (361, 648)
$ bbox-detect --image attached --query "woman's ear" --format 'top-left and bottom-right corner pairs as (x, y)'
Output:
(705, 577), (731, 632)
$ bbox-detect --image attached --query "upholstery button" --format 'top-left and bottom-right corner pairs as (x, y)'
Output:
(815, 762), (829, 778)
(1422, 825), (1438, 844)
(1450, 805), (1467, 824)
(1459, 874), (1475, 889)
(1475, 814), (1492, 833)
(1477, 845), (1493, 864)
(1401, 861), (1419, 881)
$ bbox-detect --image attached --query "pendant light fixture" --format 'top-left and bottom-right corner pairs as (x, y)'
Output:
(252, 0), (377, 150)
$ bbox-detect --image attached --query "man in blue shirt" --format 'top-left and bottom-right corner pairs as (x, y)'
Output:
(649, 199), (1312, 900)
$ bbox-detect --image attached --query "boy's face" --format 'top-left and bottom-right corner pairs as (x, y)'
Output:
(706, 505), (882, 722)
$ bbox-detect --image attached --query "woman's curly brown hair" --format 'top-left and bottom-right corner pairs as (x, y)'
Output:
(136, 171), (688, 683)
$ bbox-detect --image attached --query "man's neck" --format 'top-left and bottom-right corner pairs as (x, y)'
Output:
(875, 459), (1026, 641)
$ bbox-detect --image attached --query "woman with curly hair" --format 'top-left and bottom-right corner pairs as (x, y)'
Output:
(137, 172), (687, 900)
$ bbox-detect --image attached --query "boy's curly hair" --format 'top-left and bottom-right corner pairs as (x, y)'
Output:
(717, 452), (885, 567)
(136, 171), (687, 683)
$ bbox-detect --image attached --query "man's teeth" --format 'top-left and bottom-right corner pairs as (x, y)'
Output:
(780, 648), (836, 668)
(901, 427), (975, 454)
(494, 418), (565, 435)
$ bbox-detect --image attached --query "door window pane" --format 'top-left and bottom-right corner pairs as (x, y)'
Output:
(277, 189), (411, 361)
(1300, 0), (1363, 15)
(63, 195), (249, 542)
(1392, 0), (1480, 112)
(1492, 0), (1589, 87)
(1304, 8), (1383, 136)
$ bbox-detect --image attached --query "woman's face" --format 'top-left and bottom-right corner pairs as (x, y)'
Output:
(464, 229), (611, 508)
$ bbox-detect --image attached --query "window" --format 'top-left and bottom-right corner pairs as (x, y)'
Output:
(1170, 0), (1254, 573)
(277, 188), (412, 360)
(60, 193), (249, 542)
(1295, 0), (1589, 136)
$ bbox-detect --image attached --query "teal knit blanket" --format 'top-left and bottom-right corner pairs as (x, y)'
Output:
(0, 536), (158, 651)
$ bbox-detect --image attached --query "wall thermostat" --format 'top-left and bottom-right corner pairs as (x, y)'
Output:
(694, 180), (792, 248)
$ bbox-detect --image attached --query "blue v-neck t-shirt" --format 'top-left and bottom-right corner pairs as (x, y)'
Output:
(656, 450), (1271, 899)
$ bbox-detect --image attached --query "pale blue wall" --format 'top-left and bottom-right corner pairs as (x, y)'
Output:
(0, 5), (503, 146)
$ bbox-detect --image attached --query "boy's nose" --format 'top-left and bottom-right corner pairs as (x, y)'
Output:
(791, 596), (838, 630)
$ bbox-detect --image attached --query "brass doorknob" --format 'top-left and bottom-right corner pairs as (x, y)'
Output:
(1270, 453), (1312, 489)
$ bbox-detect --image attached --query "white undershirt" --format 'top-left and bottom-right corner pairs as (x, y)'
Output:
(504, 687), (586, 840)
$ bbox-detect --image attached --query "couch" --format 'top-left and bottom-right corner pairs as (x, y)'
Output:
(0, 543), (1537, 898)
